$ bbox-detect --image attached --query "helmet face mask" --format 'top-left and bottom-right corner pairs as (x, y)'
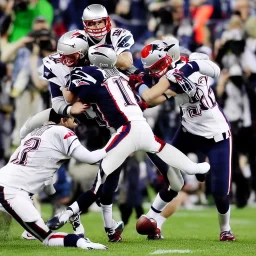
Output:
(146, 56), (172, 77)
(60, 52), (81, 67)
(82, 4), (111, 38)
(57, 30), (88, 67)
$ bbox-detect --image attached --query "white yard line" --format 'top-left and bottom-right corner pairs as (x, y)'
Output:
(151, 249), (192, 254)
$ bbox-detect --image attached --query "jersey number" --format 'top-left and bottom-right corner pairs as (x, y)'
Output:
(113, 77), (136, 106)
(12, 138), (41, 166)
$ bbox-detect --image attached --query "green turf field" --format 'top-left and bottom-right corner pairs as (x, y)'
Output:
(0, 204), (255, 256)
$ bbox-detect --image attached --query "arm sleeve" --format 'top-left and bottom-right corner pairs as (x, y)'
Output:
(71, 145), (107, 164)
(179, 60), (220, 79)
(20, 109), (51, 139)
(194, 60), (220, 78)
(52, 96), (70, 115)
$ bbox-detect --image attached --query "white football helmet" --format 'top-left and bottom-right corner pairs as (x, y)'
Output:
(163, 38), (180, 65)
(57, 30), (89, 67)
(88, 44), (117, 69)
(141, 41), (172, 77)
(82, 4), (111, 38)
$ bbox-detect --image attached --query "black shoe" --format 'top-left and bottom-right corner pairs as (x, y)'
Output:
(195, 174), (206, 182)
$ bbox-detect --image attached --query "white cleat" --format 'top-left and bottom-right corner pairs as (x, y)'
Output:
(197, 162), (210, 174)
(78, 238), (108, 250)
(21, 230), (37, 240)
(46, 210), (72, 230)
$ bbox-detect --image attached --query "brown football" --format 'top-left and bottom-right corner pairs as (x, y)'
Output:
(136, 215), (157, 235)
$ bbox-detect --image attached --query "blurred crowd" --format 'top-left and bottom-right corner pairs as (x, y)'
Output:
(0, 0), (256, 224)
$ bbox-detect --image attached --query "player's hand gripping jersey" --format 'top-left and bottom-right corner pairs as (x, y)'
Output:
(41, 28), (134, 116)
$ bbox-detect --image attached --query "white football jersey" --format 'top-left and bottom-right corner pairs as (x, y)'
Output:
(41, 53), (73, 88)
(174, 63), (230, 138)
(0, 124), (80, 194)
(85, 28), (134, 55)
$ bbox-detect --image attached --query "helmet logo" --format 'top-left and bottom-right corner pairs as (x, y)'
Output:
(141, 44), (162, 58)
(61, 42), (76, 48)
(71, 31), (82, 38)
(164, 44), (175, 51)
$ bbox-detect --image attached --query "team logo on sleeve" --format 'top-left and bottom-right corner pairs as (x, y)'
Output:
(64, 131), (76, 139)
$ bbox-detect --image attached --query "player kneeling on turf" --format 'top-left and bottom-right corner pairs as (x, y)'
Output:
(0, 111), (107, 250)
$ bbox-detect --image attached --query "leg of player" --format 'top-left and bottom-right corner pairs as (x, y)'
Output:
(99, 167), (124, 242)
(147, 191), (188, 240)
(155, 142), (210, 175)
(208, 137), (236, 241)
(47, 166), (124, 241)
(0, 186), (107, 249)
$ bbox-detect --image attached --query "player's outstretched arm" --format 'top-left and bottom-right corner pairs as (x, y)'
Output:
(138, 77), (173, 105)
(71, 145), (106, 165)
(20, 109), (52, 139)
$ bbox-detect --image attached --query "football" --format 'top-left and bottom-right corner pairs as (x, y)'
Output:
(136, 215), (157, 235)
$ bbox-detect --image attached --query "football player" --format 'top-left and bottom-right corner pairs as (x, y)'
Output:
(0, 112), (107, 249)
(46, 44), (210, 237)
(41, 29), (128, 242)
(41, 31), (213, 242)
(44, 4), (134, 118)
(82, 4), (134, 71)
(132, 39), (236, 241)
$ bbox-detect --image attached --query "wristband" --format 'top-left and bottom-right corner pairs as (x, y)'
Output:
(162, 93), (169, 100)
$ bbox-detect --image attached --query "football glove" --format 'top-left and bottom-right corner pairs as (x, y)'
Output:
(128, 73), (144, 91)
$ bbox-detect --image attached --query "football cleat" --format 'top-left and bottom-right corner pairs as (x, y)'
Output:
(69, 213), (85, 237)
(78, 237), (108, 250)
(105, 221), (124, 242)
(21, 230), (37, 240)
(46, 210), (71, 230)
(147, 228), (164, 240)
(220, 231), (236, 241)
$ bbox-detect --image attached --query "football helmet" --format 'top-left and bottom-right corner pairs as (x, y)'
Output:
(57, 30), (89, 67)
(82, 4), (111, 38)
(88, 44), (117, 69)
(141, 41), (172, 77)
(162, 37), (180, 65)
